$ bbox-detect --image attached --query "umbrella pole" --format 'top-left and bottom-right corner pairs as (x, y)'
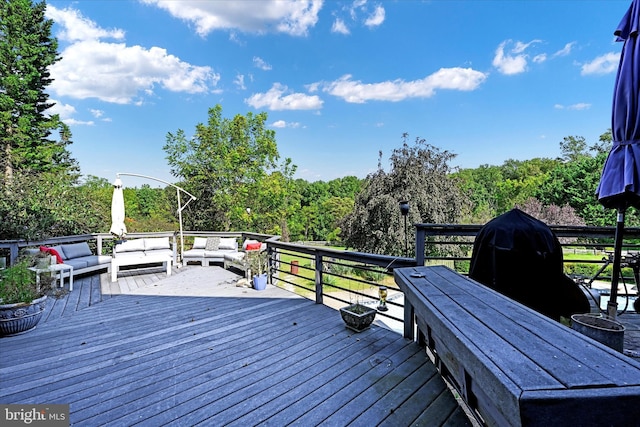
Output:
(177, 187), (184, 268)
(608, 208), (626, 319)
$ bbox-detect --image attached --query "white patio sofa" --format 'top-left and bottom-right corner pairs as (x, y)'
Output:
(111, 237), (174, 282)
(183, 237), (244, 267)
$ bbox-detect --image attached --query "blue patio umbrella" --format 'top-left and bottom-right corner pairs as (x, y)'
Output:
(596, 0), (640, 319)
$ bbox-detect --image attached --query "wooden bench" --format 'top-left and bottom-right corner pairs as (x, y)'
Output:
(394, 265), (640, 427)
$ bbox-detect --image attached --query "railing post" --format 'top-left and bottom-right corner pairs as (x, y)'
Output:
(415, 227), (425, 266)
(9, 243), (19, 266)
(315, 253), (323, 304)
(172, 233), (178, 266)
(267, 246), (275, 285)
(96, 235), (103, 255)
(404, 299), (415, 340)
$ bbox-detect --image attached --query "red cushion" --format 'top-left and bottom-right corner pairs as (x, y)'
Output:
(245, 242), (262, 251)
(40, 246), (63, 264)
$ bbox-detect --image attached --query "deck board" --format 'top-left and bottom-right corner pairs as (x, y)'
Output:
(0, 267), (472, 426)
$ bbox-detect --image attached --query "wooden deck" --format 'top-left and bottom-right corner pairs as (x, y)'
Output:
(0, 266), (472, 426)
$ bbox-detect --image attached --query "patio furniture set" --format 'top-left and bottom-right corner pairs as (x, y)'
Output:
(33, 236), (261, 289)
(182, 237), (265, 278)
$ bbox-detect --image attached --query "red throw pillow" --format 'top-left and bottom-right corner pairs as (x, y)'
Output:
(40, 246), (63, 264)
(245, 242), (262, 251)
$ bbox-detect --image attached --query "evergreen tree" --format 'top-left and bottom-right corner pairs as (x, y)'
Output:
(0, 0), (75, 181)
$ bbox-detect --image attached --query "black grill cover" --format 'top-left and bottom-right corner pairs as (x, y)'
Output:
(469, 209), (589, 321)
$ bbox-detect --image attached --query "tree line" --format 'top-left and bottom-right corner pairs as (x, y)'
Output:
(1, 0), (630, 259)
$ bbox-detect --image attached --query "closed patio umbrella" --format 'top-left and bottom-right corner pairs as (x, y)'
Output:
(109, 178), (127, 239)
(596, 0), (640, 319)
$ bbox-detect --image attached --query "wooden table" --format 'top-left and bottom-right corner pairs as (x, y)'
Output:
(395, 265), (640, 427)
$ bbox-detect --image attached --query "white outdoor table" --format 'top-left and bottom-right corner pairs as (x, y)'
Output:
(111, 254), (172, 282)
(29, 263), (74, 291)
(50, 263), (74, 291)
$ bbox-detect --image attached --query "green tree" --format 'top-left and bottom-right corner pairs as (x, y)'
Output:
(455, 165), (504, 222)
(590, 129), (613, 155)
(0, 0), (75, 181)
(123, 185), (177, 232)
(455, 158), (559, 222)
(242, 158), (297, 239)
(535, 152), (616, 226)
(341, 134), (468, 256)
(559, 136), (589, 162)
(163, 104), (282, 232)
(0, 171), (108, 240)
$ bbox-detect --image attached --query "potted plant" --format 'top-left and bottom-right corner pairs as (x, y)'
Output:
(34, 250), (52, 269)
(247, 249), (268, 291)
(340, 303), (377, 332)
(0, 259), (48, 336)
(339, 267), (377, 332)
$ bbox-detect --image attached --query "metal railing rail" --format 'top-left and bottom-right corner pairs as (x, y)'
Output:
(266, 240), (415, 325)
(3, 223), (638, 328)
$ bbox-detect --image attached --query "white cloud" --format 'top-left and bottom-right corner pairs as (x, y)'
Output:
(321, 68), (487, 103)
(234, 74), (246, 90)
(272, 120), (301, 128)
(364, 5), (385, 27)
(46, 5), (219, 104)
(498, 41), (574, 69)
(334, 1), (385, 33)
(46, 100), (76, 120)
(533, 54), (547, 63)
(47, 101), (108, 125)
(581, 52), (620, 75)
(253, 56), (272, 71)
(246, 83), (323, 110)
(65, 118), (95, 126)
(553, 42), (575, 58)
(45, 5), (124, 42)
(90, 109), (112, 121)
(493, 40), (541, 75)
(554, 103), (591, 110)
(332, 18), (350, 35)
(141, 0), (322, 37)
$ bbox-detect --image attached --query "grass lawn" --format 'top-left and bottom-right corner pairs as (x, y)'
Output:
(275, 249), (394, 298)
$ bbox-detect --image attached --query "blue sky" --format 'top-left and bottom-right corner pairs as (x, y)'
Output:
(44, 0), (628, 188)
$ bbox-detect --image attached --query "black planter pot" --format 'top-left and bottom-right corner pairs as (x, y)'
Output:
(340, 304), (376, 332)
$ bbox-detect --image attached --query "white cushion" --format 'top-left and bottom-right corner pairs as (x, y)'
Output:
(224, 252), (246, 261)
(114, 251), (146, 259)
(115, 239), (146, 253)
(144, 237), (170, 250)
(218, 238), (237, 250)
(192, 237), (208, 249)
(183, 249), (205, 257)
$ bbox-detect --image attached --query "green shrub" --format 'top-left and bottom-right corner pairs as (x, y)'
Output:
(0, 261), (42, 304)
